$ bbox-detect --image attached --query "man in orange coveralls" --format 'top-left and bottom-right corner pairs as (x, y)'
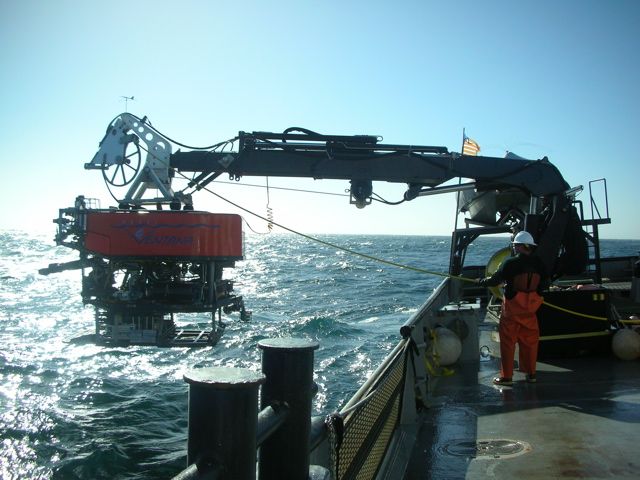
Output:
(475, 231), (550, 385)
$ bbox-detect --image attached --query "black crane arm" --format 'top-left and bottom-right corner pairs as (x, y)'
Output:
(86, 114), (570, 208)
(170, 130), (569, 200)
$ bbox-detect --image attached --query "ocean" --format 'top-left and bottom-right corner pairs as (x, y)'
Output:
(1, 230), (638, 479)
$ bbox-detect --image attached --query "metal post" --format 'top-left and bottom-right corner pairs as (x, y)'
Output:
(258, 338), (319, 480)
(183, 367), (265, 480)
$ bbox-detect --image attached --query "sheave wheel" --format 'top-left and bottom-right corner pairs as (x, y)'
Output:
(102, 142), (141, 187)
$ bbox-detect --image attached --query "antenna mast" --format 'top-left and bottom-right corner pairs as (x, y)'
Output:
(120, 95), (135, 112)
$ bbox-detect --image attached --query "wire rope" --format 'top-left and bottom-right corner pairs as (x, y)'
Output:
(209, 180), (350, 198)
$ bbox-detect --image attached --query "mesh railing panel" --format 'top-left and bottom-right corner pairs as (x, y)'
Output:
(330, 345), (407, 480)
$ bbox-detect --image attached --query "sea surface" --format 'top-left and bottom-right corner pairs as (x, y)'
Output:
(1, 230), (638, 479)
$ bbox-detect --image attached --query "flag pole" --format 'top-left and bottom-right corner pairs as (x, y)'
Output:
(454, 128), (465, 235)
(461, 128), (466, 154)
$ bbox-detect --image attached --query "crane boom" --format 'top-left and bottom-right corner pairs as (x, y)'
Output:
(171, 135), (569, 198)
(87, 114), (569, 208)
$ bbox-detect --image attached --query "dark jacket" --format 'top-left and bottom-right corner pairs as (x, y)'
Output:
(477, 253), (550, 300)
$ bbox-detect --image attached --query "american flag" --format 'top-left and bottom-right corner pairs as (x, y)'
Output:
(462, 134), (480, 156)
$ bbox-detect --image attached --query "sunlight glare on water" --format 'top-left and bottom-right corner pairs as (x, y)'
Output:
(1, 230), (639, 478)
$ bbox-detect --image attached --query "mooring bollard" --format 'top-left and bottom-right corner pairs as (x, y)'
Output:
(258, 338), (319, 480)
(183, 366), (266, 480)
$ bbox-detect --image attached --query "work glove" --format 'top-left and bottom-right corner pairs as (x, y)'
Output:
(474, 278), (485, 286)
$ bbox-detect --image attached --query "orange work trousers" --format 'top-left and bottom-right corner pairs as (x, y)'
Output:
(499, 291), (543, 379)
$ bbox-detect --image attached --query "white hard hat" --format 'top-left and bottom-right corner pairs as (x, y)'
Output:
(513, 231), (537, 246)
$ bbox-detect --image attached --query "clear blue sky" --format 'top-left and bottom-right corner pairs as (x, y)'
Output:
(1, 0), (638, 239)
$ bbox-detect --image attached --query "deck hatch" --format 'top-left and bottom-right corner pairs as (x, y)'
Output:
(445, 439), (531, 459)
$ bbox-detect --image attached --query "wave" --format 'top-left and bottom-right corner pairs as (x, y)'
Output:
(1, 230), (639, 478)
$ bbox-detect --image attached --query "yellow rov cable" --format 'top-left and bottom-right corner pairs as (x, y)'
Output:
(203, 180), (462, 281)
(491, 291), (615, 323)
(541, 300), (607, 321)
(136, 144), (636, 325)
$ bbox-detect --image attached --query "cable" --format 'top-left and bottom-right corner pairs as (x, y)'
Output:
(209, 180), (350, 198)
(541, 299), (637, 324)
(116, 112), (240, 151)
(210, 180), (404, 204)
(265, 177), (274, 233)
(281, 126), (322, 137)
(371, 192), (406, 206)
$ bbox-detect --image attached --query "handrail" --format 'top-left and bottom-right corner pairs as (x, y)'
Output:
(589, 178), (609, 221)
(400, 278), (450, 337)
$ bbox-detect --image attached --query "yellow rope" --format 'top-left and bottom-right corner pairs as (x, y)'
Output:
(135, 144), (637, 325)
(425, 328), (455, 376)
(541, 300), (605, 321)
(206, 182), (465, 279)
(539, 330), (611, 341)
(542, 300), (638, 324)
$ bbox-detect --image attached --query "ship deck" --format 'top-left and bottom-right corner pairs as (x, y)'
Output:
(404, 313), (640, 479)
